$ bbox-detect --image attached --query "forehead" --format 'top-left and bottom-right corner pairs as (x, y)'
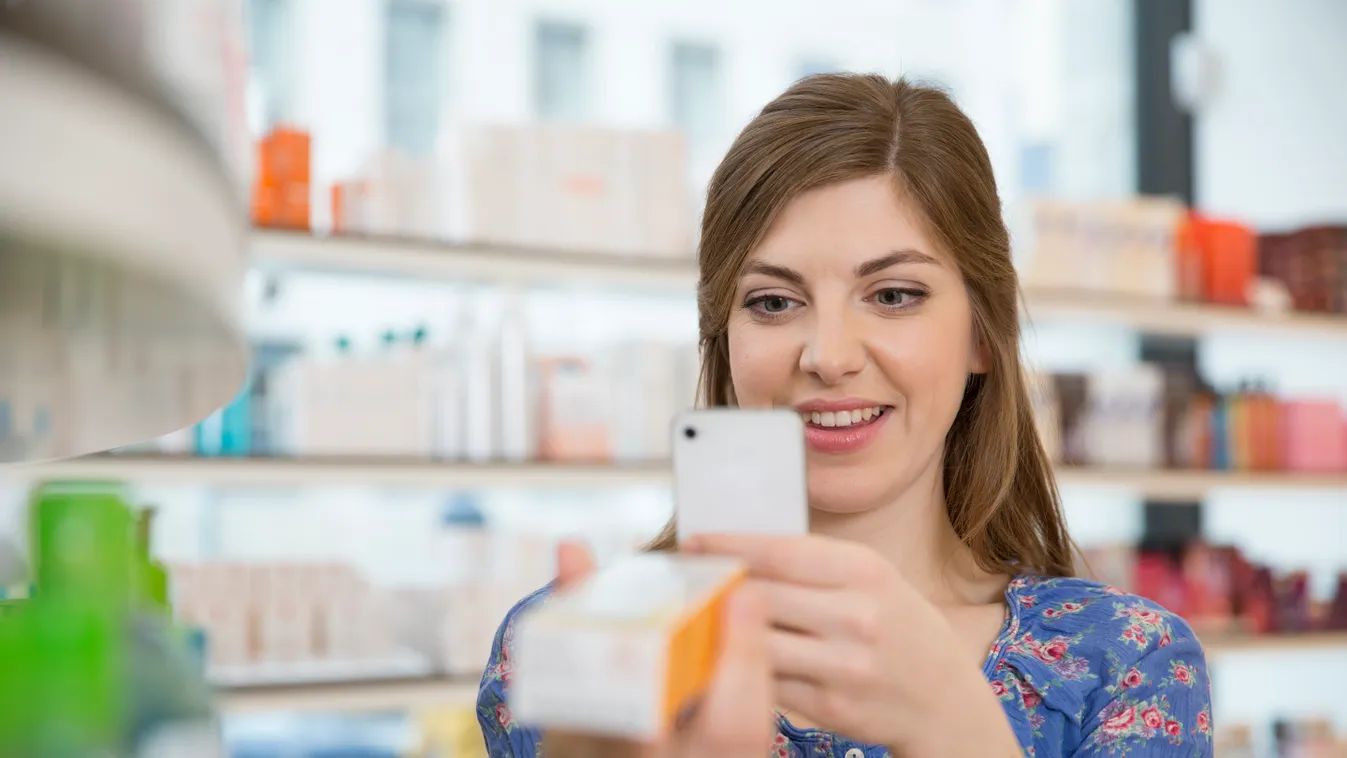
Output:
(749, 174), (951, 272)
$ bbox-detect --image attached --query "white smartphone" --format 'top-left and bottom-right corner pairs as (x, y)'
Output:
(671, 408), (809, 544)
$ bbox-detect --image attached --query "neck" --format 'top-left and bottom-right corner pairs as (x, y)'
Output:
(808, 458), (1004, 607)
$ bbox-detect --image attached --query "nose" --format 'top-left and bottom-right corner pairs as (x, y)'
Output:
(798, 306), (867, 385)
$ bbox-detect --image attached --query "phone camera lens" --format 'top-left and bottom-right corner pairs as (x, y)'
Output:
(683, 427), (697, 440)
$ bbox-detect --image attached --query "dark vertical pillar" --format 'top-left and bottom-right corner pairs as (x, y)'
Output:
(1134, 0), (1195, 205)
(1134, 0), (1202, 547)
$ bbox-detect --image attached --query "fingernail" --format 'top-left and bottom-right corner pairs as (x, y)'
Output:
(682, 536), (703, 553)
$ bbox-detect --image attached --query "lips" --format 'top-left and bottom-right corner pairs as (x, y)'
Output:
(794, 401), (893, 454)
(798, 406), (887, 429)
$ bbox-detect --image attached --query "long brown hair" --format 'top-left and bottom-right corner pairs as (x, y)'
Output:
(646, 74), (1074, 578)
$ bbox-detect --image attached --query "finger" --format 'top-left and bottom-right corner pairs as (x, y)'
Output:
(758, 579), (868, 638)
(765, 628), (861, 684)
(685, 533), (871, 587)
(775, 677), (841, 731)
(682, 584), (776, 754)
(554, 540), (597, 591)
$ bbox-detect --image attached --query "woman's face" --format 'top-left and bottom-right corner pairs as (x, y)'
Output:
(728, 174), (986, 514)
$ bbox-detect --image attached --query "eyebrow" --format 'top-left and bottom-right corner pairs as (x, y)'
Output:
(741, 248), (941, 284)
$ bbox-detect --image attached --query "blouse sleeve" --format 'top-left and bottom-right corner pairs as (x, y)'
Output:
(476, 588), (550, 758)
(1071, 633), (1214, 757)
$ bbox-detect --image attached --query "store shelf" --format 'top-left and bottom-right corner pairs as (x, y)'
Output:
(1054, 467), (1347, 499)
(251, 229), (698, 291)
(14, 455), (672, 489)
(1023, 288), (1347, 341)
(218, 675), (478, 715)
(218, 634), (1347, 714)
(11, 455), (1347, 496)
(1203, 632), (1347, 657)
(249, 231), (1347, 339)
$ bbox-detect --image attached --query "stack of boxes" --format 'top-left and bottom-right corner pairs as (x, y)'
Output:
(1024, 198), (1347, 317)
(1031, 368), (1347, 473)
(172, 562), (399, 675)
(256, 123), (692, 258)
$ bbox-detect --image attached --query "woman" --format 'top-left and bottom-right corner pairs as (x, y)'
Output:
(479, 73), (1213, 757)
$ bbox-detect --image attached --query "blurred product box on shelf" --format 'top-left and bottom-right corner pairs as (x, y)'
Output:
(172, 561), (408, 676)
(1260, 226), (1347, 315)
(325, 123), (692, 258)
(536, 357), (612, 462)
(1078, 541), (1347, 639)
(252, 126), (312, 231)
(132, 315), (701, 463)
(415, 706), (487, 758)
(1025, 197), (1186, 300)
(1030, 367), (1347, 473)
(1216, 720), (1347, 758)
(1023, 198), (1347, 316)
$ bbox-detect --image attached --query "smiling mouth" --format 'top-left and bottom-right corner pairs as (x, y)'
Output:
(798, 406), (890, 429)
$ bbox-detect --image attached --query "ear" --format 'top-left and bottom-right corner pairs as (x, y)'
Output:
(968, 327), (990, 375)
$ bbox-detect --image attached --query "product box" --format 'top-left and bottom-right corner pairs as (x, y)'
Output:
(252, 127), (311, 230)
(536, 357), (612, 462)
(438, 123), (692, 257)
(267, 353), (437, 458)
(509, 553), (745, 739)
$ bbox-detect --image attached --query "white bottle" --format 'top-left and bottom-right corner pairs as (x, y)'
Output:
(459, 304), (497, 463)
(496, 291), (533, 462)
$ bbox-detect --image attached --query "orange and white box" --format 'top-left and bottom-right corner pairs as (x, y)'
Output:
(509, 553), (744, 739)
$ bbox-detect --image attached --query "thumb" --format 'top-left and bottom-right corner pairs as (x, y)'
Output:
(684, 582), (774, 751)
(555, 539), (597, 591)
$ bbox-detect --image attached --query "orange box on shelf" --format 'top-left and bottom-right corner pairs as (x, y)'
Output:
(509, 554), (745, 740)
(252, 127), (312, 230)
(1191, 215), (1257, 306)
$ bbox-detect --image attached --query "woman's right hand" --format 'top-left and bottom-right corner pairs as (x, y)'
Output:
(540, 541), (776, 758)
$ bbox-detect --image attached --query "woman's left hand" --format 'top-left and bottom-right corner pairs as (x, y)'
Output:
(685, 533), (1016, 755)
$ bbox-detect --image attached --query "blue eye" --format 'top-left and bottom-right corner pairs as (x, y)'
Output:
(871, 288), (926, 309)
(743, 294), (800, 320)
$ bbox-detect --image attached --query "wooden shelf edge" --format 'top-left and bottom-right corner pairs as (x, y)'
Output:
(1203, 632), (1347, 656)
(9, 456), (1345, 495)
(217, 675), (479, 715)
(248, 232), (1347, 339)
(217, 633), (1347, 715)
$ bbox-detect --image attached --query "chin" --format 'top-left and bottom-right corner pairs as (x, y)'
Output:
(805, 468), (894, 515)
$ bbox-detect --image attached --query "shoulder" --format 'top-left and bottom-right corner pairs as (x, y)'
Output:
(483, 582), (557, 688)
(477, 583), (556, 755)
(1008, 573), (1203, 660)
(995, 574), (1210, 719)
(1003, 576), (1214, 754)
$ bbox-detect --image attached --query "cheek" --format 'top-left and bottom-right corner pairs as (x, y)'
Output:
(871, 316), (975, 413)
(727, 323), (795, 406)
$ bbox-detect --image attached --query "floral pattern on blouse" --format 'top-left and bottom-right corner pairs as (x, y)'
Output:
(477, 574), (1213, 757)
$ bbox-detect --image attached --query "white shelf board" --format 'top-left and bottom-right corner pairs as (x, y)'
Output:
(1024, 288), (1347, 341)
(1203, 632), (1347, 658)
(249, 231), (1347, 340)
(218, 675), (478, 715)
(1055, 467), (1347, 499)
(10, 456), (1346, 497)
(251, 230), (698, 291)
(218, 633), (1347, 714)
(8, 455), (673, 489)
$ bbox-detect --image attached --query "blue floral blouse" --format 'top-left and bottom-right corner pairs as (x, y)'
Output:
(477, 574), (1214, 757)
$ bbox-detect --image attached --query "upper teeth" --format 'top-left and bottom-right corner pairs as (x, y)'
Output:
(802, 407), (885, 428)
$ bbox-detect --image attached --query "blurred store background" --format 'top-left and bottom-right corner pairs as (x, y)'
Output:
(2, 0), (1346, 756)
